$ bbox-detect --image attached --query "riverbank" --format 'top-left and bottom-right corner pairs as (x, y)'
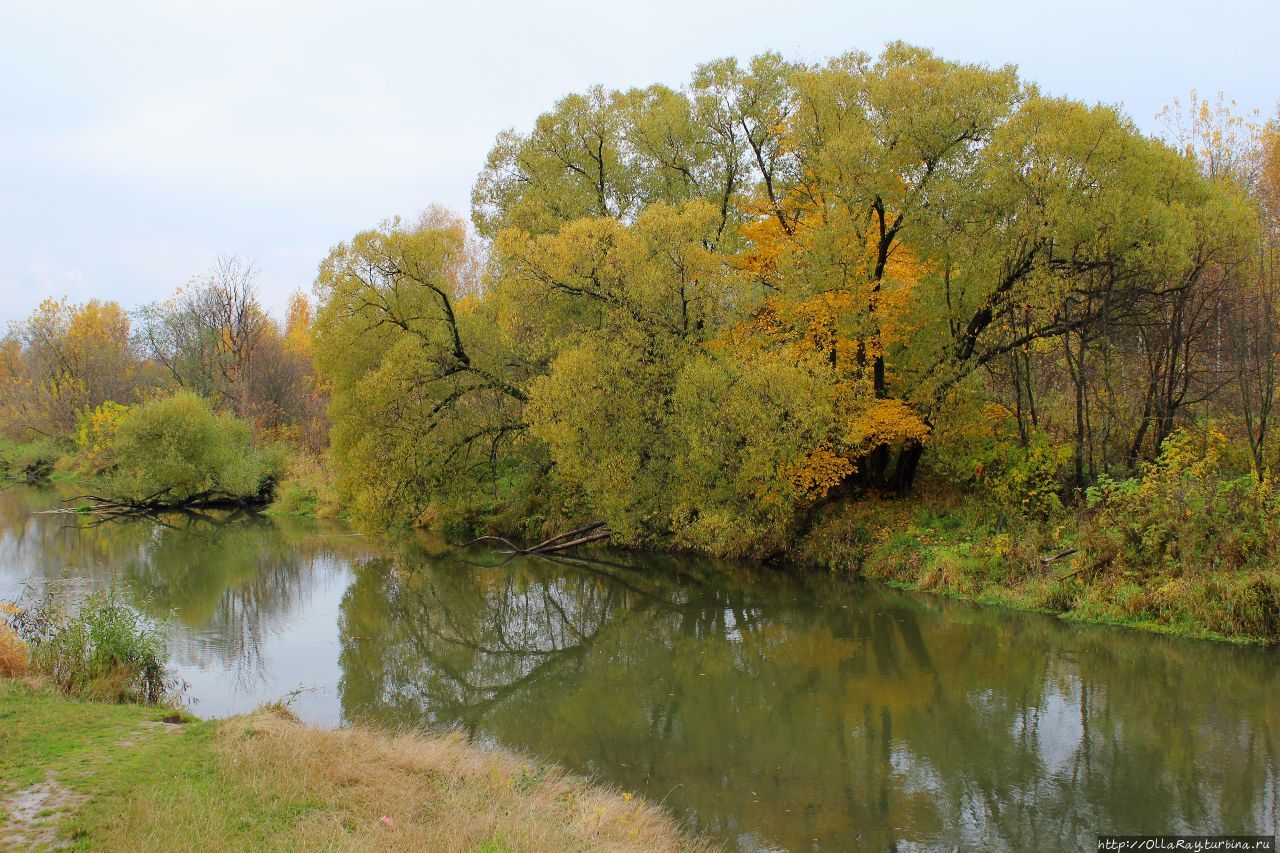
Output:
(7, 430), (1276, 646)
(799, 487), (1280, 645)
(0, 679), (705, 851)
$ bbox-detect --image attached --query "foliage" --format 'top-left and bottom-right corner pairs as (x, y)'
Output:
(666, 348), (861, 556)
(312, 209), (528, 531)
(929, 400), (1068, 519)
(1083, 429), (1280, 579)
(2, 590), (183, 704)
(133, 256), (319, 433)
(0, 297), (137, 439)
(312, 43), (1273, 566)
(97, 391), (278, 506)
(799, 483), (1278, 643)
(73, 400), (132, 476)
(267, 450), (342, 517)
(0, 436), (67, 484)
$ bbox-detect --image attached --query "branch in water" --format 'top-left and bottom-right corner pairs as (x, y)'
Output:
(461, 522), (612, 555)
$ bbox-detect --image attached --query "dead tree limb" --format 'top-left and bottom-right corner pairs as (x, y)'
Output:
(461, 522), (612, 555)
(525, 522), (607, 552)
(1038, 547), (1078, 566)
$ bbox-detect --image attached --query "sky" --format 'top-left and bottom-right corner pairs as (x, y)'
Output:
(1, 0), (1277, 326)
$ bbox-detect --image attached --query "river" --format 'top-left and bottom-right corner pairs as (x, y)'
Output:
(1, 485), (1276, 850)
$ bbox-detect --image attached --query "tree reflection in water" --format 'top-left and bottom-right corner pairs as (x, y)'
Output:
(337, 548), (1279, 851)
(0, 487), (361, 691)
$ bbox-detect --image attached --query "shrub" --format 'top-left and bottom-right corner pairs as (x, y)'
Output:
(928, 402), (1067, 519)
(2, 590), (184, 704)
(268, 450), (342, 517)
(1083, 429), (1280, 578)
(97, 391), (277, 505)
(73, 400), (132, 476)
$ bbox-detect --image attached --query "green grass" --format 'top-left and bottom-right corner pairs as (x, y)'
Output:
(0, 681), (354, 848)
(0, 680), (704, 851)
(0, 681), (214, 846)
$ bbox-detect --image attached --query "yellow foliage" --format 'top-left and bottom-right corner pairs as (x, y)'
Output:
(729, 178), (928, 386)
(846, 398), (930, 450)
(283, 292), (317, 362)
(980, 402), (1015, 429)
(76, 401), (132, 474)
(789, 444), (856, 500)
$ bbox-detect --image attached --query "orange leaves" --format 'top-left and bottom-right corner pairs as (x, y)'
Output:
(735, 193), (798, 285)
(730, 179), (927, 387)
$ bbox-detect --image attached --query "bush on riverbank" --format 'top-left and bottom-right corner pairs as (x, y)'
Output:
(78, 392), (284, 507)
(800, 430), (1280, 644)
(266, 449), (343, 517)
(2, 589), (182, 704)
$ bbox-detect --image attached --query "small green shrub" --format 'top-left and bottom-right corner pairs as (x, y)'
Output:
(2, 589), (184, 704)
(928, 401), (1067, 520)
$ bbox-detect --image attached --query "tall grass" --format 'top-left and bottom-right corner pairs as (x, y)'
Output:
(0, 621), (29, 677)
(2, 589), (184, 704)
(100, 706), (710, 852)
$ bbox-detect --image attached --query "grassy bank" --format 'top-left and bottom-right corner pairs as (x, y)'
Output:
(800, 485), (1280, 645)
(0, 437), (72, 485)
(0, 679), (704, 851)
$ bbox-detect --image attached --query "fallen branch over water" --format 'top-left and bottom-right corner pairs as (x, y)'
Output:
(462, 522), (613, 555)
(61, 489), (267, 517)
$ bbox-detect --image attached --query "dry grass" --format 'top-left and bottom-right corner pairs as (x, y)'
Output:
(103, 705), (710, 852)
(0, 625), (29, 678)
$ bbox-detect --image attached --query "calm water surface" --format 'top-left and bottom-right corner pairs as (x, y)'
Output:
(1, 485), (1276, 850)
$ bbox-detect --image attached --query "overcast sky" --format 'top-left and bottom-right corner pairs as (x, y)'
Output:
(1, 0), (1276, 326)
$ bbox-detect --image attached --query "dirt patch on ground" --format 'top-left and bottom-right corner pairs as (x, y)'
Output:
(0, 776), (87, 849)
(138, 720), (184, 732)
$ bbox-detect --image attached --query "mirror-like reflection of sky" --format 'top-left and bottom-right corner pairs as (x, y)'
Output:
(2, 485), (1276, 851)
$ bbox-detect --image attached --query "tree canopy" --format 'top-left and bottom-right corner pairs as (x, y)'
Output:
(310, 44), (1275, 558)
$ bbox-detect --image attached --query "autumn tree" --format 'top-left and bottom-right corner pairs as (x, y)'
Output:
(0, 298), (137, 438)
(313, 211), (529, 528)
(311, 44), (1262, 557)
(134, 255), (323, 434)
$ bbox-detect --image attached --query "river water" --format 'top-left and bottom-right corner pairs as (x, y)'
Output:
(1, 485), (1276, 850)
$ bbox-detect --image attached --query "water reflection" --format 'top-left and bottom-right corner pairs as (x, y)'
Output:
(1, 485), (1276, 850)
(0, 486), (369, 716)
(335, 549), (1279, 850)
